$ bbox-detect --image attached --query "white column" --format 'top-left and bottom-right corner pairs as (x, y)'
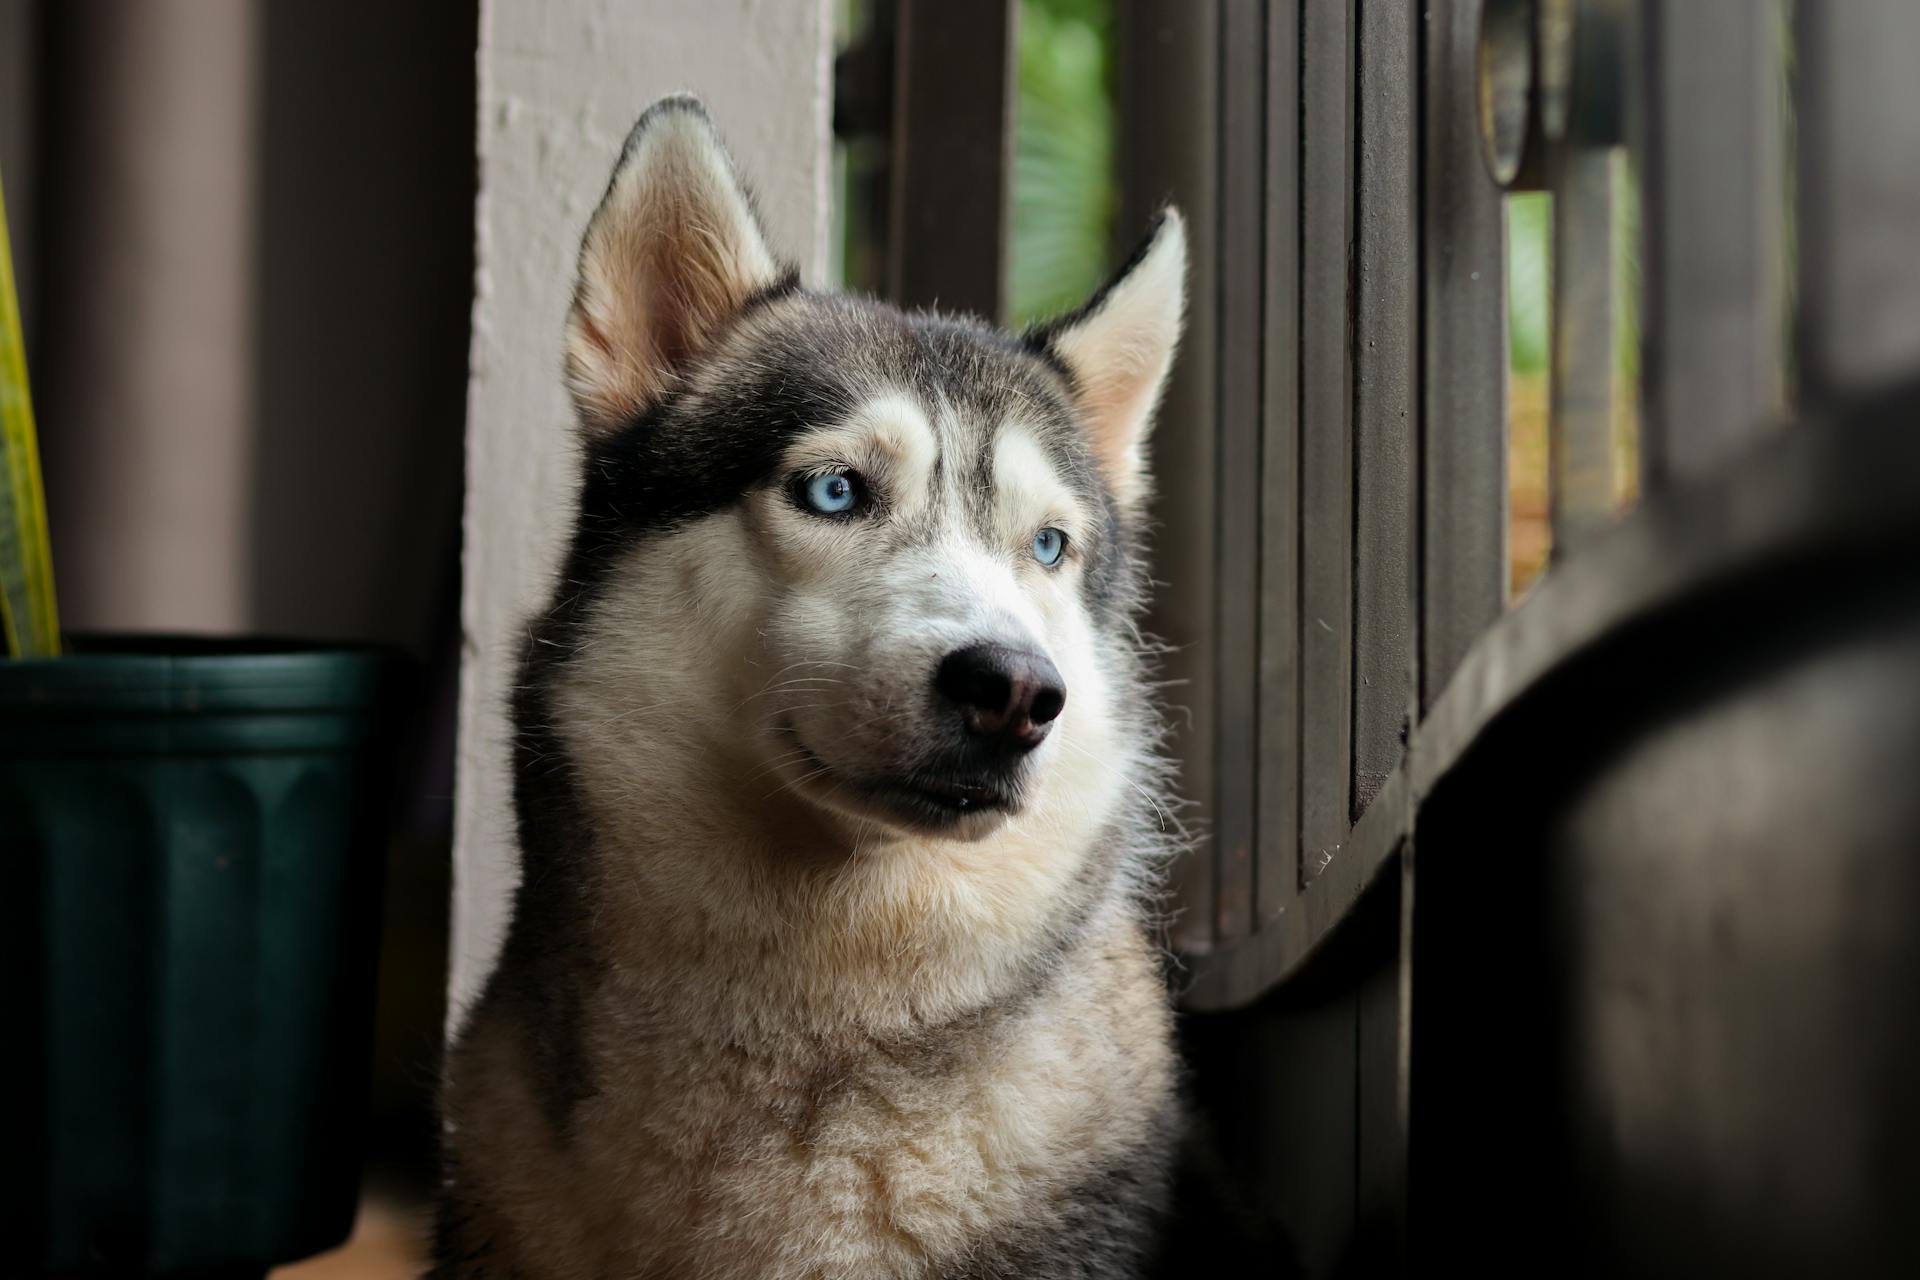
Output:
(454, 0), (836, 1021)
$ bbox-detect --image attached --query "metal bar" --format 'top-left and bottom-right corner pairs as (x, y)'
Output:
(1638, 0), (1785, 487)
(886, 0), (1017, 321)
(1256, 0), (1303, 929)
(1299, 0), (1355, 883)
(1420, 0), (1507, 710)
(1548, 146), (1617, 557)
(1352, 0), (1417, 817)
(1115, 0), (1220, 954)
(1796, 1), (1920, 405)
(1213, 0), (1265, 945)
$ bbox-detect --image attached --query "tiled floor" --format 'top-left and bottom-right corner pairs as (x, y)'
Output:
(271, 1196), (429, 1280)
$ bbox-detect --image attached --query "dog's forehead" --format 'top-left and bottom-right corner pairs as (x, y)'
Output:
(580, 291), (1121, 555)
(707, 292), (1097, 491)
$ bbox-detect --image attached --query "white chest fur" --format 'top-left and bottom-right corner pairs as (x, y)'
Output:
(445, 914), (1174, 1279)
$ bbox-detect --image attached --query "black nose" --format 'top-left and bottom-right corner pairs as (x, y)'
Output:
(935, 643), (1066, 752)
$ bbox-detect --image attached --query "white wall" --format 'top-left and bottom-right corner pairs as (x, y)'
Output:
(454, 0), (836, 1020)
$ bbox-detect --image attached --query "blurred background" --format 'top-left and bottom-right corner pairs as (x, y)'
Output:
(0, 1), (472, 1271)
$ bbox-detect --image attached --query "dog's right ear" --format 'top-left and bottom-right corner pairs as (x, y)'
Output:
(1030, 210), (1186, 513)
(564, 97), (787, 436)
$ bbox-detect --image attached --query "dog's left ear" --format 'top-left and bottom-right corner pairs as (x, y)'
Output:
(1033, 210), (1186, 510)
(565, 96), (787, 436)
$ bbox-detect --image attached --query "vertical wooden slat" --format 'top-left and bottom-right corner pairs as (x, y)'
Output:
(886, 0), (1017, 320)
(1352, 0), (1417, 817)
(832, 2), (898, 300)
(1420, 0), (1507, 709)
(1299, 0), (1355, 883)
(1796, 1), (1920, 404)
(1213, 0), (1265, 944)
(1256, 0), (1302, 928)
(1547, 148), (1616, 557)
(1116, 0), (1220, 954)
(1639, 0), (1785, 487)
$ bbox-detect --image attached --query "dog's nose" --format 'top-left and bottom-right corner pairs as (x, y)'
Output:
(935, 643), (1066, 752)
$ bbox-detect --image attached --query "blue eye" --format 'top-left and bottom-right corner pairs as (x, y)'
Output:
(802, 470), (860, 515)
(1033, 527), (1067, 566)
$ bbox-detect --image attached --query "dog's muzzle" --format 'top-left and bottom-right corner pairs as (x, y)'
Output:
(933, 642), (1066, 756)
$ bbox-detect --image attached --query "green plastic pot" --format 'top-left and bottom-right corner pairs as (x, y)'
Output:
(1, 637), (396, 1277)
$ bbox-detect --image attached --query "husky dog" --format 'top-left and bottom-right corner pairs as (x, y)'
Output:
(435, 96), (1195, 1279)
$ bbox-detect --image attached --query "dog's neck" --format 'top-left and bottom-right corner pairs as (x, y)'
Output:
(538, 726), (1120, 1046)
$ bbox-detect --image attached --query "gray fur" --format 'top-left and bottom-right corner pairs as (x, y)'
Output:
(435, 98), (1190, 1279)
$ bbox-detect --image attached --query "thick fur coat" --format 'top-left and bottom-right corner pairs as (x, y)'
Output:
(434, 97), (1199, 1280)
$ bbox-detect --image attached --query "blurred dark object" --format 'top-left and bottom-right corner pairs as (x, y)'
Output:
(1410, 386), (1920, 1278)
(1, 638), (398, 1276)
(0, 0), (474, 1225)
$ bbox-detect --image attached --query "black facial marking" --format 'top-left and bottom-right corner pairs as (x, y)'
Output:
(565, 291), (1139, 613)
(577, 363), (848, 550)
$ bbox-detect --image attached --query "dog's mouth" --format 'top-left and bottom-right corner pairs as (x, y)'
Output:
(775, 720), (1022, 833)
(861, 771), (1019, 824)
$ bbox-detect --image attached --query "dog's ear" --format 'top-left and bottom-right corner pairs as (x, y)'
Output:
(1033, 210), (1186, 510)
(565, 97), (787, 436)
